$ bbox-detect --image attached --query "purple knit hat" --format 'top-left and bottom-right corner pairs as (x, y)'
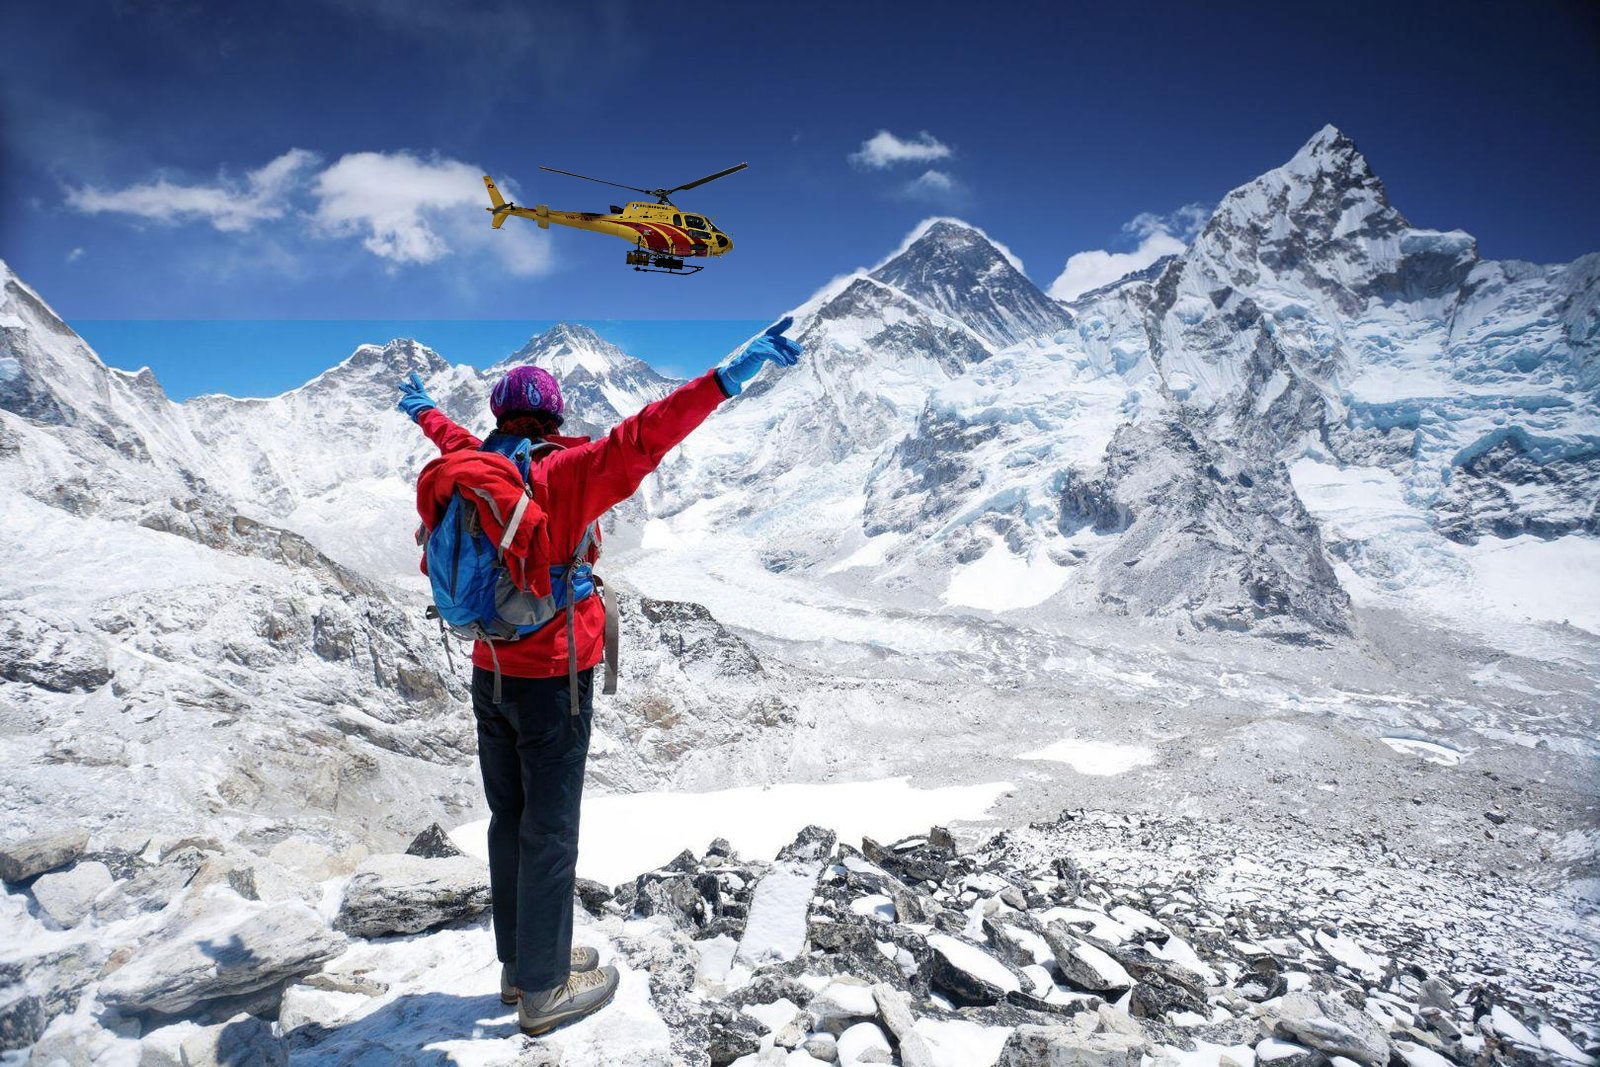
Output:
(490, 365), (564, 422)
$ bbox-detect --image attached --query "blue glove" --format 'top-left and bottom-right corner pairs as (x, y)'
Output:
(396, 371), (438, 422)
(717, 317), (802, 397)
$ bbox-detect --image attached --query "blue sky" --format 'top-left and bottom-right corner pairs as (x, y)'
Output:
(3, 0), (1598, 338)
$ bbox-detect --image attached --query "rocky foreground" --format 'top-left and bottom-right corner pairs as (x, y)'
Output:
(3, 810), (1596, 1066)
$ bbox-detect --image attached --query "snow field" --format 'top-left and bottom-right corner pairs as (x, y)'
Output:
(450, 777), (1014, 886)
(1289, 457), (1600, 645)
(1015, 738), (1157, 776)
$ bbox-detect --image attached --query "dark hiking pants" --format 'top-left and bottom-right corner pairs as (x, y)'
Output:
(471, 665), (592, 995)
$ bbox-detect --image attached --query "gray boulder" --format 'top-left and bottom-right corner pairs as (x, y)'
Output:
(93, 848), (207, 921)
(31, 861), (114, 927)
(179, 1012), (287, 1067)
(1041, 923), (1132, 993)
(334, 854), (490, 938)
(1272, 991), (1391, 1066)
(871, 982), (937, 1067)
(995, 1024), (1144, 1066)
(0, 828), (88, 884)
(99, 900), (346, 1015)
(404, 823), (463, 860)
(925, 934), (1023, 1007)
(1253, 1038), (1319, 1067)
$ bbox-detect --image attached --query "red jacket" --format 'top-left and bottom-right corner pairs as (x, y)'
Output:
(416, 369), (729, 678)
(416, 449), (549, 594)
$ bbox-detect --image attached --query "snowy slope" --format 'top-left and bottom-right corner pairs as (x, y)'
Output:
(691, 125), (1600, 643)
(3, 123), (1599, 1065)
(0, 262), (480, 847)
(182, 323), (680, 577)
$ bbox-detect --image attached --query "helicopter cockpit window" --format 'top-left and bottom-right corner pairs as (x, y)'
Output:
(683, 215), (707, 230)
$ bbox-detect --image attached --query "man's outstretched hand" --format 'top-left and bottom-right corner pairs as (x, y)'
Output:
(396, 371), (438, 422)
(716, 317), (802, 397)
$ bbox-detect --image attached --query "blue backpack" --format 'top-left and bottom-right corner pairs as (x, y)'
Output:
(422, 432), (606, 706)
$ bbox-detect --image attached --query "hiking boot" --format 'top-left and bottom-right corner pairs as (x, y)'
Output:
(518, 965), (619, 1035)
(500, 949), (601, 1005)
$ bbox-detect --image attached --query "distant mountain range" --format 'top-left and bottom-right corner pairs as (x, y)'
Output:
(2, 124), (1596, 848)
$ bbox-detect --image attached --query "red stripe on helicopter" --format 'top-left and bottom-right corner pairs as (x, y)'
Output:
(616, 220), (709, 255)
(618, 221), (674, 251)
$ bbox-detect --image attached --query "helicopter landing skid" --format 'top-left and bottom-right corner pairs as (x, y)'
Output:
(633, 262), (703, 275)
(627, 248), (703, 275)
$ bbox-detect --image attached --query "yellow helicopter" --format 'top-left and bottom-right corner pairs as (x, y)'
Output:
(483, 163), (746, 275)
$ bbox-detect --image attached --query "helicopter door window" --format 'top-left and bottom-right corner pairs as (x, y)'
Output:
(683, 215), (707, 230)
(673, 214), (683, 227)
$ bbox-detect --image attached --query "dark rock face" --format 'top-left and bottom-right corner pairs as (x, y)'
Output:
(636, 596), (764, 677)
(1434, 432), (1600, 542)
(926, 937), (1021, 1007)
(1086, 418), (1352, 642)
(863, 406), (1002, 537)
(777, 826), (838, 864)
(870, 220), (1073, 349)
(634, 870), (709, 932)
(0, 616), (111, 693)
(1056, 469), (1132, 536)
(861, 834), (959, 887)
(404, 823), (464, 860)
(575, 877), (614, 915)
(811, 277), (994, 376)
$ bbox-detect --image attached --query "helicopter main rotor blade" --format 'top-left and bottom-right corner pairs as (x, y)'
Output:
(665, 162), (748, 195)
(538, 166), (654, 195)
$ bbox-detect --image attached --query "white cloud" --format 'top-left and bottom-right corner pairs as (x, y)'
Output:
(64, 149), (319, 232)
(310, 150), (550, 276)
(62, 148), (551, 277)
(898, 169), (964, 204)
(65, 247), (85, 263)
(1048, 203), (1210, 302)
(850, 130), (952, 169)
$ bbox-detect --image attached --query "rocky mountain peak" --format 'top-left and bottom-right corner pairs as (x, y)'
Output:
(503, 322), (632, 378)
(870, 218), (1072, 349)
(315, 338), (449, 389)
(1287, 124), (1370, 178)
(1177, 126), (1412, 309)
(496, 322), (677, 428)
(1206, 124), (1399, 240)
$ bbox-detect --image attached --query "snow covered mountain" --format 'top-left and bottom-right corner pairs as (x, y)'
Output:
(0, 276), (798, 855)
(178, 323), (680, 577)
(0, 262), (479, 850)
(633, 125), (1597, 646)
(869, 219), (1073, 349)
(500, 322), (677, 435)
(3, 125), (1598, 1066)
(26, 124), (1582, 650)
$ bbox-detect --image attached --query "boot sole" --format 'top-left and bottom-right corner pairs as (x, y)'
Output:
(517, 983), (618, 1037)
